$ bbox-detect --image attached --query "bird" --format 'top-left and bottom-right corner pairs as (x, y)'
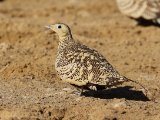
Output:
(45, 23), (147, 94)
(116, 0), (160, 26)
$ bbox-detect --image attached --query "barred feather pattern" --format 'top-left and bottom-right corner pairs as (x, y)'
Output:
(116, 0), (160, 24)
(46, 23), (148, 94)
(55, 35), (126, 88)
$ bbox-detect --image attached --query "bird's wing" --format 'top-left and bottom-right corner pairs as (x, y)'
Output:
(66, 43), (123, 86)
(116, 0), (160, 20)
(116, 0), (147, 18)
(141, 0), (160, 20)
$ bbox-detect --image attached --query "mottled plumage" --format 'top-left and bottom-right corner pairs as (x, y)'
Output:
(116, 0), (160, 25)
(55, 36), (124, 87)
(46, 23), (147, 92)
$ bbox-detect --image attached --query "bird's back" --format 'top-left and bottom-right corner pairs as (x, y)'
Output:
(55, 37), (125, 87)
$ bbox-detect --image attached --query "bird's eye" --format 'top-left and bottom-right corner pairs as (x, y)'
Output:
(58, 25), (61, 29)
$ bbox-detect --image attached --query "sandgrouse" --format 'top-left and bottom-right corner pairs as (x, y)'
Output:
(116, 0), (160, 25)
(46, 23), (146, 92)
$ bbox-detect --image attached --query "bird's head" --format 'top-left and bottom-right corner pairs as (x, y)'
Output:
(45, 23), (72, 40)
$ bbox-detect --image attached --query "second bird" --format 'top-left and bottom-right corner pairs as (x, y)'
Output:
(116, 0), (160, 25)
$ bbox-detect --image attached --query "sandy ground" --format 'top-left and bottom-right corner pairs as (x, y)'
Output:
(0, 0), (160, 120)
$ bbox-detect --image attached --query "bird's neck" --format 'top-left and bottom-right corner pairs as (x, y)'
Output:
(59, 34), (72, 41)
(58, 35), (75, 50)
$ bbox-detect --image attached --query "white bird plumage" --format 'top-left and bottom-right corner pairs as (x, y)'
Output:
(116, 0), (160, 25)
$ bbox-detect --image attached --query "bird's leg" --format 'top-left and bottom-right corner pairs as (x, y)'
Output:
(89, 85), (97, 91)
(86, 82), (97, 91)
(68, 84), (84, 96)
(80, 86), (84, 96)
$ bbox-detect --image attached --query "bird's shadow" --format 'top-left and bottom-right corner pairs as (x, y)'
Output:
(135, 18), (160, 27)
(82, 86), (150, 101)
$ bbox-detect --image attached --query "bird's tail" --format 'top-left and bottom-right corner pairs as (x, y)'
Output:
(123, 76), (148, 97)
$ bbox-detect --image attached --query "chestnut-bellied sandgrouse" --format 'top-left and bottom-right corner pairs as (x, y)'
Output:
(46, 23), (147, 94)
(116, 0), (160, 25)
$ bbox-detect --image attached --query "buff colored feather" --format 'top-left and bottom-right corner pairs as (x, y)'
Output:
(46, 23), (147, 94)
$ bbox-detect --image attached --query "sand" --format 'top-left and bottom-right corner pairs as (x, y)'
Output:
(0, 0), (160, 120)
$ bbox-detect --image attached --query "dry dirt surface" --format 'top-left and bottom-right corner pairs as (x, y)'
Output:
(0, 0), (160, 120)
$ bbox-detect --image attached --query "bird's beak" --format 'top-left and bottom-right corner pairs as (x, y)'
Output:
(45, 25), (56, 34)
(45, 25), (51, 29)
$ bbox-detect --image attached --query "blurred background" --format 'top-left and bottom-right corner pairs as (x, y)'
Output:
(0, 0), (160, 119)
